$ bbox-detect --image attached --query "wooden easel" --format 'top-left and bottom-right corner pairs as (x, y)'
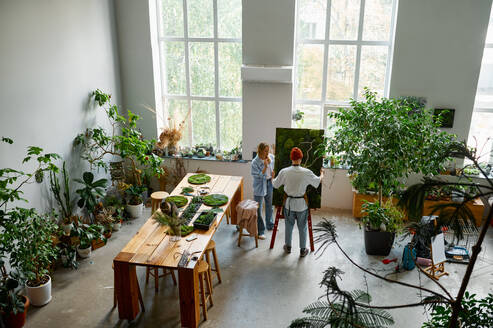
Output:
(269, 206), (315, 252)
(423, 233), (449, 280)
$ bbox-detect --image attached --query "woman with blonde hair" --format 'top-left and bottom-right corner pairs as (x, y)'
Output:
(250, 142), (275, 239)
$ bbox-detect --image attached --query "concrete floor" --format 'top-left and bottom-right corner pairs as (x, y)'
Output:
(26, 208), (493, 328)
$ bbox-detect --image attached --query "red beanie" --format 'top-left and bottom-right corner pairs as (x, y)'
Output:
(290, 147), (303, 161)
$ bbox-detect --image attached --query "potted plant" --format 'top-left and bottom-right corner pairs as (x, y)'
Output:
(49, 161), (76, 236)
(6, 209), (58, 307)
(0, 265), (29, 328)
(75, 171), (107, 222)
(73, 224), (103, 258)
(125, 185), (147, 219)
(361, 200), (404, 255)
(58, 244), (78, 269)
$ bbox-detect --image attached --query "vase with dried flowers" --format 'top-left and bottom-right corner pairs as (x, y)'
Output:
(156, 111), (189, 155)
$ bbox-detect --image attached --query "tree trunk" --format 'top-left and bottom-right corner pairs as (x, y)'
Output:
(378, 182), (383, 206)
(448, 205), (493, 327)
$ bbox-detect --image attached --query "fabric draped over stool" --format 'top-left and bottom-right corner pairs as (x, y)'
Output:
(236, 199), (259, 236)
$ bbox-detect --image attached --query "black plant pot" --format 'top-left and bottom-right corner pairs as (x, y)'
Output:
(364, 229), (395, 256)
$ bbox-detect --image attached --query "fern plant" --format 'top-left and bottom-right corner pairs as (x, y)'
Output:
(290, 267), (394, 328)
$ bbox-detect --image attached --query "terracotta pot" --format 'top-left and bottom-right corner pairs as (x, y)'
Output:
(1, 295), (29, 328)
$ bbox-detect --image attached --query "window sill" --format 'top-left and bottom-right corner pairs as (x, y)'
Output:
(160, 155), (250, 163)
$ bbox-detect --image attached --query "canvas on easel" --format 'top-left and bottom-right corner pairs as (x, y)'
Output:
(423, 233), (449, 280)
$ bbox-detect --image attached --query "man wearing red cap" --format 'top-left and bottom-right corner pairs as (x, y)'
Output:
(272, 147), (323, 257)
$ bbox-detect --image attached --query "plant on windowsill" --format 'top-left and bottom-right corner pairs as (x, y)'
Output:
(317, 89), (455, 253)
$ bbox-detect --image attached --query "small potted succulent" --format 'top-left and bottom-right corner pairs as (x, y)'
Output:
(125, 185), (147, 219)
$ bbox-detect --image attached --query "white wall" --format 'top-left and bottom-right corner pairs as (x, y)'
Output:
(114, 0), (161, 140)
(242, 0), (296, 160)
(0, 0), (121, 210)
(390, 0), (492, 141)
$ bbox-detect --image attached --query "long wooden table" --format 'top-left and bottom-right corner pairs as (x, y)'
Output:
(114, 173), (243, 327)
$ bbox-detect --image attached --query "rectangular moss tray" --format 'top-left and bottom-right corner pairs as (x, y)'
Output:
(193, 211), (218, 230)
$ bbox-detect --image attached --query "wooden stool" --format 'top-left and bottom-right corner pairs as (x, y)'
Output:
(112, 263), (145, 312)
(151, 191), (169, 213)
(204, 240), (222, 288)
(145, 266), (177, 293)
(197, 260), (213, 321)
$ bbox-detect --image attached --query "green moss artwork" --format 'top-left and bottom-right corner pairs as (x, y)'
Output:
(188, 173), (211, 184)
(165, 195), (188, 208)
(273, 128), (324, 208)
(202, 194), (229, 207)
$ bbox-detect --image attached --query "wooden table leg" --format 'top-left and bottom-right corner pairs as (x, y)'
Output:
(114, 259), (140, 320)
(178, 266), (200, 328)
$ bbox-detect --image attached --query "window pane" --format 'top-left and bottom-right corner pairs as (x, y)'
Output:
(219, 102), (242, 151)
(467, 112), (493, 164)
(166, 99), (190, 147)
(218, 0), (241, 38)
(162, 42), (186, 95)
(295, 104), (321, 129)
(298, 0), (327, 40)
(189, 42), (214, 96)
(358, 46), (388, 98)
(160, 0), (184, 37)
(474, 48), (493, 109)
(187, 0), (213, 37)
(219, 43), (242, 97)
(192, 101), (216, 146)
(297, 44), (324, 100)
(362, 0), (393, 41)
(329, 0), (360, 40)
(326, 45), (356, 102)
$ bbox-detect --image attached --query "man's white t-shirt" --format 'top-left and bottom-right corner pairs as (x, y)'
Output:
(272, 165), (321, 212)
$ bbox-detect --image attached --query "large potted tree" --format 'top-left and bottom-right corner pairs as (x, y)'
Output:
(6, 208), (58, 306)
(319, 89), (454, 255)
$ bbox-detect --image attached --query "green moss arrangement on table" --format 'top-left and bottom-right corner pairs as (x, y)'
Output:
(188, 173), (211, 184)
(193, 211), (217, 230)
(165, 195), (188, 208)
(274, 128), (324, 208)
(180, 225), (194, 236)
(181, 186), (194, 194)
(202, 194), (228, 207)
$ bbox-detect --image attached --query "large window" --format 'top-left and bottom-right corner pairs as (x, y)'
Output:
(294, 0), (397, 129)
(156, 0), (242, 151)
(468, 10), (493, 164)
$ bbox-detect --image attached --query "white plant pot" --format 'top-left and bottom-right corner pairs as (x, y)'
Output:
(77, 246), (92, 258)
(62, 223), (73, 236)
(112, 222), (122, 231)
(126, 203), (143, 219)
(26, 275), (52, 306)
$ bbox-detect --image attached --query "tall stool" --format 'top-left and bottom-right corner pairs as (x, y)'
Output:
(204, 240), (222, 289)
(112, 263), (145, 312)
(197, 260), (213, 321)
(151, 191), (169, 214)
(145, 266), (177, 293)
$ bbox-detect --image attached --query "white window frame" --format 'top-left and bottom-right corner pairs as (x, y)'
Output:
(293, 0), (398, 130)
(155, 0), (242, 150)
